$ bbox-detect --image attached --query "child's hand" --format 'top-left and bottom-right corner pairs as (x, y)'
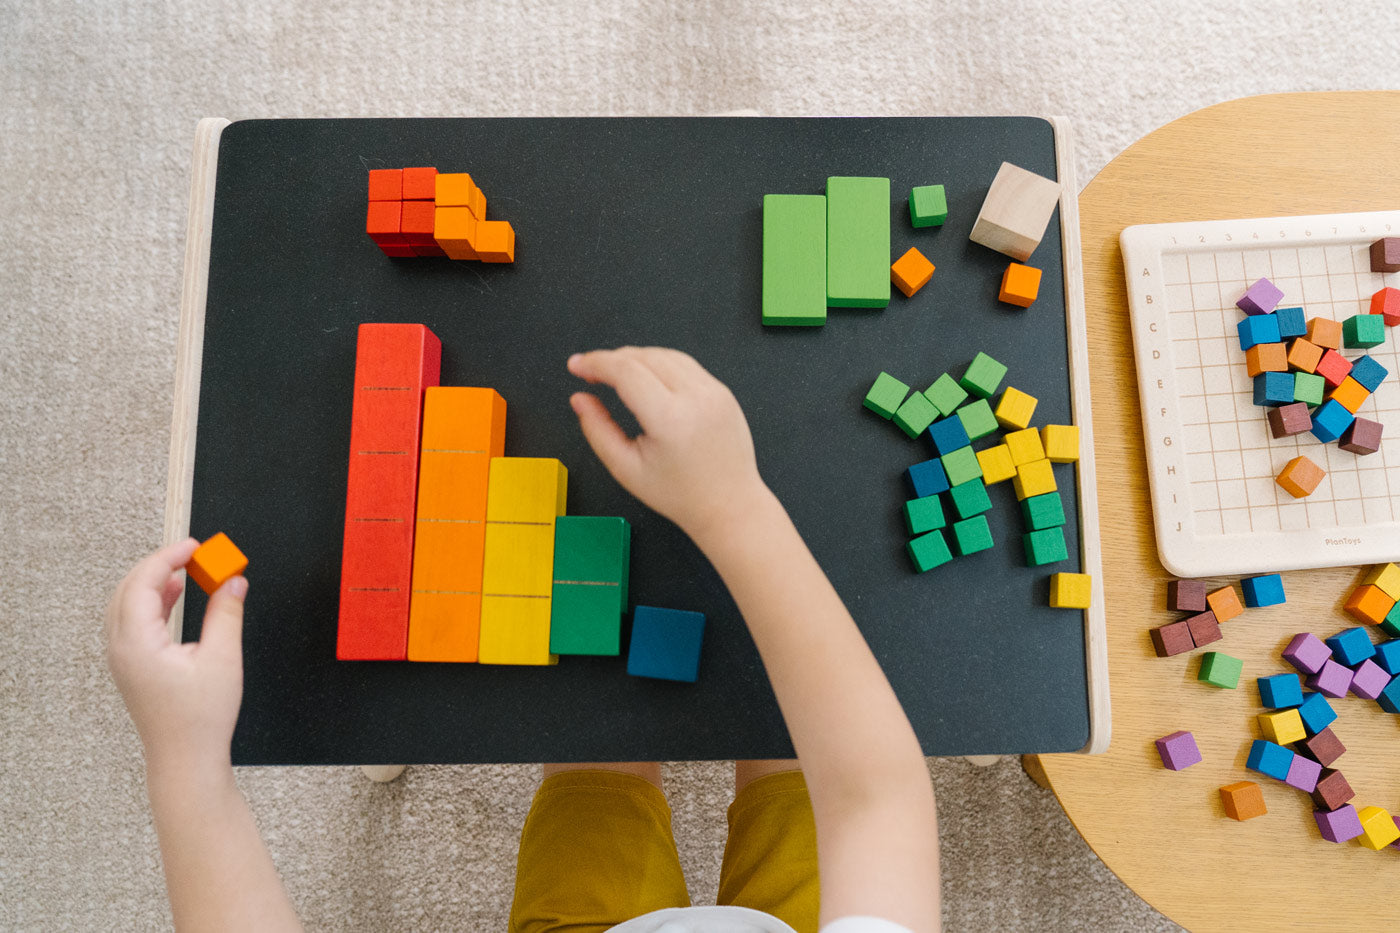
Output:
(105, 538), (247, 773)
(568, 347), (772, 543)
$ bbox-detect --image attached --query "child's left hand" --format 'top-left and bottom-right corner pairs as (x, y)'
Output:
(105, 538), (247, 773)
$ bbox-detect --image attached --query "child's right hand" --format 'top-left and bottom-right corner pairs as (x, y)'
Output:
(567, 347), (772, 544)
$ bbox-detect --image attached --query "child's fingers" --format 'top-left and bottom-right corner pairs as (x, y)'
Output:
(159, 575), (185, 618)
(567, 349), (670, 426)
(110, 539), (200, 636)
(198, 576), (247, 662)
(570, 392), (642, 484)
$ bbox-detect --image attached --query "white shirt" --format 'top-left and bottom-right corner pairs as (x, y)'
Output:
(607, 905), (914, 933)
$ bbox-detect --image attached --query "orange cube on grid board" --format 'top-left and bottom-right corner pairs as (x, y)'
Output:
(891, 247), (935, 297)
(435, 207), (480, 261)
(1330, 377), (1369, 414)
(1219, 781), (1267, 821)
(1286, 338), (1323, 373)
(1276, 455), (1325, 498)
(187, 533), (248, 595)
(1245, 343), (1288, 377)
(368, 168), (403, 201)
(475, 220), (515, 263)
(1345, 584), (1396, 625)
(401, 166), (438, 200)
(1206, 585), (1244, 622)
(998, 262), (1042, 307)
(1306, 317), (1342, 350)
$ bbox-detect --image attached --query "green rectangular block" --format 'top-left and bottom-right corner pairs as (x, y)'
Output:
(948, 478), (992, 519)
(826, 176), (890, 308)
(910, 184), (947, 228)
(924, 373), (969, 417)
(893, 391), (939, 438)
(960, 351), (1008, 399)
(1020, 492), (1066, 530)
(1343, 313), (1385, 349)
(550, 516), (630, 655)
(941, 446), (983, 487)
(956, 398), (999, 440)
(864, 372), (909, 419)
(1198, 651), (1243, 689)
(951, 515), (994, 555)
(553, 516), (630, 590)
(1023, 527), (1068, 566)
(904, 495), (946, 535)
(762, 194), (827, 326)
(550, 584), (623, 655)
(1293, 371), (1326, 407)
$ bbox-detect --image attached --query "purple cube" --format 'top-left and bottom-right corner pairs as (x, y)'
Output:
(1155, 730), (1202, 770)
(1237, 277), (1285, 316)
(1307, 659), (1354, 699)
(1314, 804), (1364, 843)
(1284, 633), (1332, 675)
(1285, 754), (1322, 792)
(1350, 658), (1391, 700)
(1392, 816), (1400, 849)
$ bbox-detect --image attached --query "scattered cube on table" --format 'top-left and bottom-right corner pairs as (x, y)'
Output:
(1155, 730), (1202, 770)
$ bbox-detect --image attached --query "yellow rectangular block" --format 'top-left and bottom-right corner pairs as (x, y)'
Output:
(976, 444), (1017, 485)
(478, 595), (558, 665)
(1013, 459), (1057, 500)
(1004, 428), (1045, 465)
(482, 522), (556, 597)
(1257, 708), (1306, 745)
(1361, 562), (1400, 601)
(1049, 572), (1092, 609)
(486, 457), (568, 523)
(994, 386), (1038, 430)
(1041, 424), (1080, 463)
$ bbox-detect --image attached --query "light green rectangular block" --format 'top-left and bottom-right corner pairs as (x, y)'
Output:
(762, 194), (827, 326)
(826, 176), (890, 308)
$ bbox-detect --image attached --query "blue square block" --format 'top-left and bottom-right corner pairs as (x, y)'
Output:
(1380, 676), (1400, 714)
(1246, 739), (1294, 780)
(1349, 354), (1389, 392)
(1257, 672), (1303, 709)
(1325, 626), (1376, 667)
(1240, 573), (1285, 608)
(1274, 306), (1307, 339)
(1374, 640), (1400, 676)
(1297, 691), (1337, 735)
(906, 458), (950, 498)
(927, 416), (970, 455)
(1310, 399), (1355, 443)
(1253, 372), (1294, 407)
(626, 606), (705, 682)
(1238, 315), (1282, 351)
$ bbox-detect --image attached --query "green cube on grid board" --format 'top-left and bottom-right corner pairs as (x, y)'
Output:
(1023, 527), (1068, 566)
(909, 184), (948, 228)
(955, 398), (999, 441)
(893, 391), (940, 438)
(761, 194), (827, 326)
(960, 352), (1008, 399)
(949, 478), (992, 519)
(1198, 651), (1243, 689)
(904, 495), (946, 535)
(1343, 313), (1386, 349)
(826, 176), (891, 308)
(924, 373), (969, 417)
(550, 516), (630, 656)
(951, 515), (994, 555)
(941, 446), (983, 487)
(1020, 492), (1066, 530)
(1293, 371), (1326, 407)
(907, 530), (953, 572)
(864, 372), (909, 419)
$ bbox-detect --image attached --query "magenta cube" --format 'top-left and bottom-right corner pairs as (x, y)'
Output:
(1283, 633), (1331, 674)
(1155, 730), (1202, 770)
(1349, 658), (1391, 700)
(1307, 659), (1354, 699)
(1238, 277), (1285, 315)
(1315, 804), (1364, 842)
(1285, 754), (1322, 792)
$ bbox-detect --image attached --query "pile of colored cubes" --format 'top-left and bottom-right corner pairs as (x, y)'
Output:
(365, 166), (515, 262)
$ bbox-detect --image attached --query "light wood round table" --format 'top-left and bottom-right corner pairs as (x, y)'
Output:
(1028, 92), (1400, 931)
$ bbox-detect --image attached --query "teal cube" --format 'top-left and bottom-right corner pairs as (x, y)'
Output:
(909, 184), (948, 228)
(941, 446), (983, 487)
(893, 391), (939, 438)
(1199, 651), (1243, 689)
(960, 352), (1007, 399)
(1343, 313), (1386, 349)
(948, 479), (992, 519)
(924, 373), (969, 417)
(1020, 492), (1066, 530)
(956, 398), (999, 440)
(907, 530), (953, 572)
(951, 515), (994, 555)
(864, 372), (909, 419)
(1382, 601), (1400, 638)
(903, 495), (946, 535)
(1023, 527), (1068, 566)
(1293, 371), (1325, 407)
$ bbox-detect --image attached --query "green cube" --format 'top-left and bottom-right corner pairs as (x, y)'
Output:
(1198, 651), (1243, 689)
(924, 373), (969, 417)
(893, 391), (939, 438)
(1020, 492), (1066, 530)
(826, 176), (891, 308)
(1023, 527), (1069, 566)
(948, 479), (992, 519)
(550, 585), (623, 655)
(1380, 601), (1400, 637)
(1293, 371), (1326, 407)
(909, 184), (948, 228)
(960, 351), (1008, 399)
(903, 495), (946, 535)
(551, 516), (630, 655)
(864, 372), (909, 419)
(941, 446), (983, 487)
(907, 530), (953, 572)
(761, 194), (827, 326)
(951, 515), (994, 555)
(956, 398), (999, 440)
(1343, 313), (1386, 349)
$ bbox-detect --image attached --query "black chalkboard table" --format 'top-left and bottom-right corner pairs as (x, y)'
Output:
(163, 117), (1107, 765)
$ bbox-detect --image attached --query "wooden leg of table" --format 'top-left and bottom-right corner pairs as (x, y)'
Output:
(1020, 754), (1051, 789)
(962, 755), (1002, 767)
(361, 765), (406, 783)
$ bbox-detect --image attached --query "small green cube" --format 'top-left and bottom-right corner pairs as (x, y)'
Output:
(1380, 600), (1400, 637)
(960, 352), (1007, 399)
(956, 398), (999, 440)
(951, 515), (994, 555)
(1020, 492), (1066, 530)
(909, 184), (948, 228)
(1293, 371), (1326, 407)
(907, 529), (953, 572)
(924, 373), (969, 417)
(941, 446), (983, 487)
(1023, 527), (1069, 566)
(948, 479), (992, 519)
(1198, 651), (1243, 689)
(904, 495), (946, 535)
(864, 372), (909, 419)
(1343, 313), (1386, 349)
(893, 391), (939, 438)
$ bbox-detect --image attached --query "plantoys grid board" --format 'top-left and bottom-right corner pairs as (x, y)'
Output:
(1122, 211), (1400, 578)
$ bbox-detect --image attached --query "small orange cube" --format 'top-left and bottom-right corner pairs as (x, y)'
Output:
(1306, 317), (1342, 350)
(1345, 584), (1397, 625)
(1286, 337), (1323, 373)
(1276, 455), (1325, 498)
(891, 247), (935, 297)
(999, 262), (1042, 307)
(434, 207), (479, 260)
(1220, 781), (1267, 821)
(434, 172), (479, 209)
(1329, 376), (1369, 414)
(1245, 343), (1288, 377)
(475, 220), (515, 263)
(1207, 585), (1244, 622)
(187, 533), (248, 595)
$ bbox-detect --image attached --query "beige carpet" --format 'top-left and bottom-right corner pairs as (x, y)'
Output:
(3, 1), (1394, 929)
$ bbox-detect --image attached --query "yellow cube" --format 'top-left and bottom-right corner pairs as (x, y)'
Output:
(478, 595), (558, 665)
(1257, 708), (1306, 746)
(994, 386), (1038, 430)
(976, 444), (1017, 485)
(486, 457), (568, 523)
(1005, 428), (1045, 465)
(1042, 424), (1080, 463)
(1049, 573), (1092, 609)
(1357, 806), (1400, 850)
(1361, 563), (1400, 601)
(1013, 459), (1057, 500)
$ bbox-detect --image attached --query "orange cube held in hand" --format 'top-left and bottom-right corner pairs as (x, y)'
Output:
(187, 533), (248, 595)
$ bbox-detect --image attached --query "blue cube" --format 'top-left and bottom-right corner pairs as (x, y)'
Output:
(1297, 691), (1337, 735)
(906, 458), (950, 498)
(1310, 399), (1355, 443)
(1325, 627), (1377, 667)
(1246, 739), (1294, 780)
(1379, 676), (1400, 714)
(1349, 354), (1389, 392)
(1238, 315), (1282, 350)
(1240, 573), (1285, 608)
(1253, 372), (1294, 407)
(1274, 306), (1307, 339)
(626, 606), (705, 682)
(927, 416), (970, 455)
(1374, 640), (1400, 676)
(1257, 672), (1303, 709)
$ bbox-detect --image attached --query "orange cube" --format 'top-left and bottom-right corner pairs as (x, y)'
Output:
(1220, 781), (1267, 821)
(1286, 337), (1323, 373)
(434, 207), (479, 260)
(999, 262), (1042, 307)
(1207, 585), (1244, 622)
(1345, 584), (1397, 625)
(187, 533), (248, 595)
(1276, 455), (1325, 498)
(1329, 376), (1369, 414)
(891, 247), (935, 297)
(435, 173), (479, 209)
(1306, 317), (1342, 350)
(1245, 343), (1288, 377)
(475, 220), (515, 263)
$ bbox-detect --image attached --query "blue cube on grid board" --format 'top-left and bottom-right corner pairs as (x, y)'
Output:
(906, 458), (950, 498)
(1246, 739), (1294, 780)
(1274, 306), (1307, 339)
(1297, 691), (1337, 734)
(1241, 574), (1285, 608)
(1349, 355), (1389, 392)
(1238, 315), (1282, 351)
(1257, 673), (1303, 709)
(1311, 400), (1355, 443)
(927, 416), (971, 455)
(1253, 372), (1294, 407)
(1325, 627), (1376, 667)
(626, 606), (705, 682)
(1374, 640), (1400, 676)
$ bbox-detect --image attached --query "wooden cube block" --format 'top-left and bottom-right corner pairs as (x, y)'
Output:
(891, 247), (935, 297)
(1274, 306), (1307, 339)
(975, 444), (1017, 485)
(1285, 754), (1322, 792)
(1295, 727), (1345, 767)
(1283, 633), (1331, 674)
(864, 372), (910, 419)
(924, 373), (969, 416)
(187, 532), (248, 595)
(1297, 691), (1338, 734)
(949, 478), (992, 519)
(1276, 455), (1325, 498)
(1020, 492), (1066, 530)
(1370, 286), (1400, 325)
(1155, 730), (1202, 770)
(1343, 313), (1386, 349)
(1267, 402), (1312, 439)
(1185, 610), (1222, 647)
(998, 262), (1042, 307)
(401, 200), (446, 256)
(950, 515), (994, 555)
(1199, 651), (1243, 689)
(1004, 427), (1046, 466)
(1237, 277), (1284, 316)
(627, 605), (706, 682)
(401, 166), (438, 200)
(893, 391), (940, 438)
(434, 172), (479, 209)
(1206, 585), (1244, 622)
(955, 398), (999, 440)
(1348, 355), (1389, 392)
(906, 458), (950, 498)
(907, 529), (953, 572)
(1246, 739), (1294, 780)
(1022, 527), (1068, 566)
(1314, 350), (1353, 388)
(368, 168), (403, 201)
(1286, 337), (1323, 373)
(1309, 399), (1354, 443)
(994, 386), (1038, 430)
(1370, 236), (1400, 272)
(1348, 658), (1390, 700)
(1330, 376), (1370, 414)
(909, 184), (948, 227)
(1151, 619), (1195, 657)
(1220, 781), (1267, 821)
(1306, 659), (1354, 699)
(1324, 626), (1375, 666)
(475, 220), (515, 263)
(1256, 672), (1302, 709)
(1245, 342), (1289, 377)
(904, 495), (946, 535)
(929, 416), (972, 455)
(1306, 317), (1343, 350)
(1240, 573), (1285, 608)
(1238, 315), (1281, 350)
(434, 206), (479, 260)
(959, 351), (1007, 399)
(1292, 372), (1326, 407)
(1012, 459), (1056, 500)
(1049, 572), (1092, 609)
(940, 447), (982, 487)
(1314, 804), (1363, 842)
(478, 595), (557, 666)
(1356, 806), (1400, 850)
(1166, 579), (1207, 613)
(969, 161), (1061, 261)
(1345, 584), (1396, 625)
(1258, 708), (1306, 745)
(1361, 563), (1400, 600)
(1040, 424), (1079, 463)
(366, 200), (406, 250)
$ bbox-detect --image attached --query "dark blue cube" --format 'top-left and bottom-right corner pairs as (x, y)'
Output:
(1310, 399), (1354, 443)
(1274, 306), (1307, 339)
(1349, 354), (1388, 392)
(1374, 639), (1400, 676)
(1241, 573), (1285, 607)
(906, 458), (950, 498)
(627, 606), (705, 682)
(1325, 626), (1377, 667)
(1238, 315), (1282, 350)
(927, 416), (970, 455)
(1297, 691), (1337, 734)
(1257, 672), (1303, 709)
(1246, 739), (1294, 780)
(1379, 676), (1400, 714)
(1253, 372), (1294, 407)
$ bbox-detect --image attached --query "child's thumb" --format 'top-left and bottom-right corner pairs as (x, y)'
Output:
(199, 576), (247, 659)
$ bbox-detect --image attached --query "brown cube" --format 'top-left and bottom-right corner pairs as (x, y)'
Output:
(1287, 337), (1324, 373)
(1220, 781), (1267, 821)
(1311, 769), (1354, 811)
(1295, 726), (1346, 767)
(1207, 585), (1245, 622)
(1185, 610), (1222, 647)
(1246, 342), (1289, 377)
(1307, 317), (1343, 350)
(1166, 579), (1208, 613)
(1340, 417), (1383, 456)
(1268, 402), (1313, 439)
(1370, 236), (1400, 273)
(1151, 619), (1195, 657)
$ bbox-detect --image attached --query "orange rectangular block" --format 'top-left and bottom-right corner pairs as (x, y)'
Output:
(998, 262), (1042, 307)
(1286, 337), (1323, 373)
(891, 247), (935, 297)
(1329, 376), (1369, 413)
(1245, 343), (1288, 377)
(1206, 585), (1244, 622)
(1276, 454), (1325, 499)
(434, 206), (479, 261)
(1345, 584), (1397, 625)
(402, 166), (438, 200)
(1306, 317), (1342, 350)
(476, 220), (515, 263)
(187, 532), (248, 594)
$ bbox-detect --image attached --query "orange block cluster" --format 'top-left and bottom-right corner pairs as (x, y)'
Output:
(366, 166), (515, 263)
